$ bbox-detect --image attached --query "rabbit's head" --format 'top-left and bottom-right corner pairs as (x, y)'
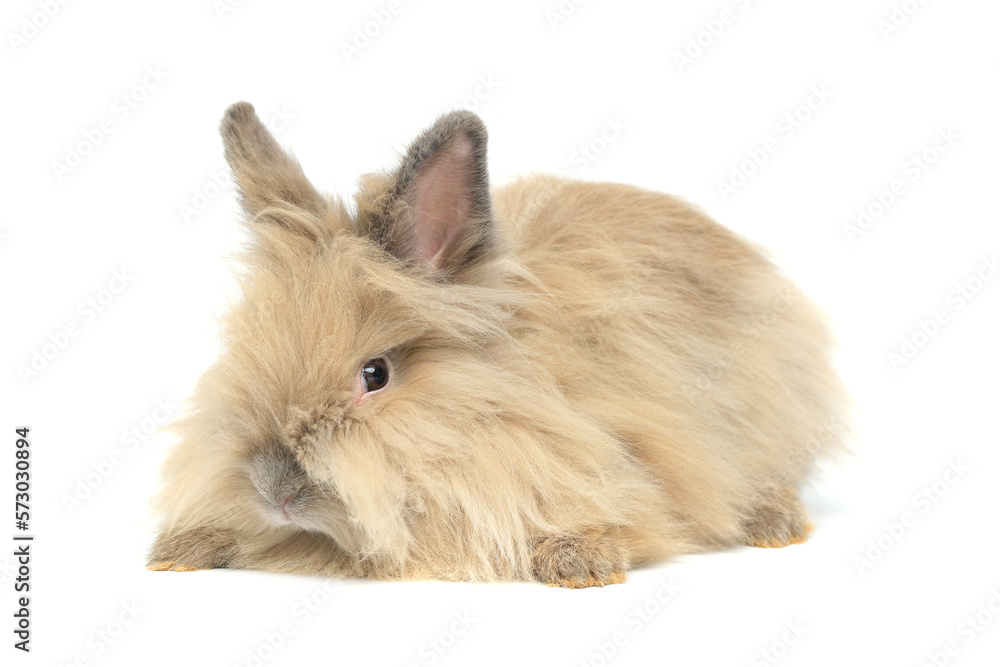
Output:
(198, 103), (553, 565)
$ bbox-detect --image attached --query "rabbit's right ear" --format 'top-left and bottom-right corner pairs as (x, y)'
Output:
(360, 110), (495, 280)
(220, 102), (328, 236)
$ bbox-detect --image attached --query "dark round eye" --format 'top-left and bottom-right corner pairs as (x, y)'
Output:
(360, 357), (390, 393)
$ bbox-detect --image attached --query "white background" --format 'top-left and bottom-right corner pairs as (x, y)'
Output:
(3, 1), (999, 665)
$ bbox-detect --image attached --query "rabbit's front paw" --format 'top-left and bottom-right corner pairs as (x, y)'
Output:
(742, 487), (813, 549)
(531, 529), (627, 588)
(147, 528), (238, 572)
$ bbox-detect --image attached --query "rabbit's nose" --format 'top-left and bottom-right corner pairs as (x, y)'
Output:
(277, 491), (301, 521)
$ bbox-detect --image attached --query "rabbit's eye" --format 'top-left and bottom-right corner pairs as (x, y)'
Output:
(360, 357), (390, 393)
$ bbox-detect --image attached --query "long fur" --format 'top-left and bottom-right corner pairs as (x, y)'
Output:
(149, 103), (849, 585)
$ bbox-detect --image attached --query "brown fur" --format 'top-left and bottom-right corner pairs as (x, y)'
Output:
(148, 103), (849, 587)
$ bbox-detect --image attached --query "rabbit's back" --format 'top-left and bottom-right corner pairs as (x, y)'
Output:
(495, 176), (848, 546)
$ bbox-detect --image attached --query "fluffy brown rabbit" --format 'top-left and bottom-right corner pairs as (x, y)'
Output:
(148, 102), (848, 587)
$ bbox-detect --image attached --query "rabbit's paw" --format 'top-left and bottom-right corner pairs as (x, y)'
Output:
(147, 560), (201, 572)
(742, 487), (813, 548)
(532, 529), (627, 588)
(147, 528), (238, 572)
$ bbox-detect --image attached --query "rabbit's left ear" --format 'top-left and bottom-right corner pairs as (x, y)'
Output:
(220, 102), (335, 245)
(367, 111), (495, 277)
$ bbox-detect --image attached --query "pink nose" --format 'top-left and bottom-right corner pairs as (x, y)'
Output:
(278, 492), (300, 521)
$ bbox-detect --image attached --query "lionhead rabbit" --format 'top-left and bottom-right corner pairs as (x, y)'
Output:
(149, 102), (848, 587)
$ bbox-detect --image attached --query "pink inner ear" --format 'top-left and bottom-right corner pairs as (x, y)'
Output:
(406, 136), (475, 270)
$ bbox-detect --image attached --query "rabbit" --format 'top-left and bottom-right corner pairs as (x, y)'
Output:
(147, 101), (849, 587)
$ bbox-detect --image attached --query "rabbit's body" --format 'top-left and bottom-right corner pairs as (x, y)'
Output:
(149, 105), (847, 586)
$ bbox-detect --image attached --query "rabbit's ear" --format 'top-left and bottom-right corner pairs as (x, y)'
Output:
(220, 102), (328, 229)
(374, 110), (494, 276)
